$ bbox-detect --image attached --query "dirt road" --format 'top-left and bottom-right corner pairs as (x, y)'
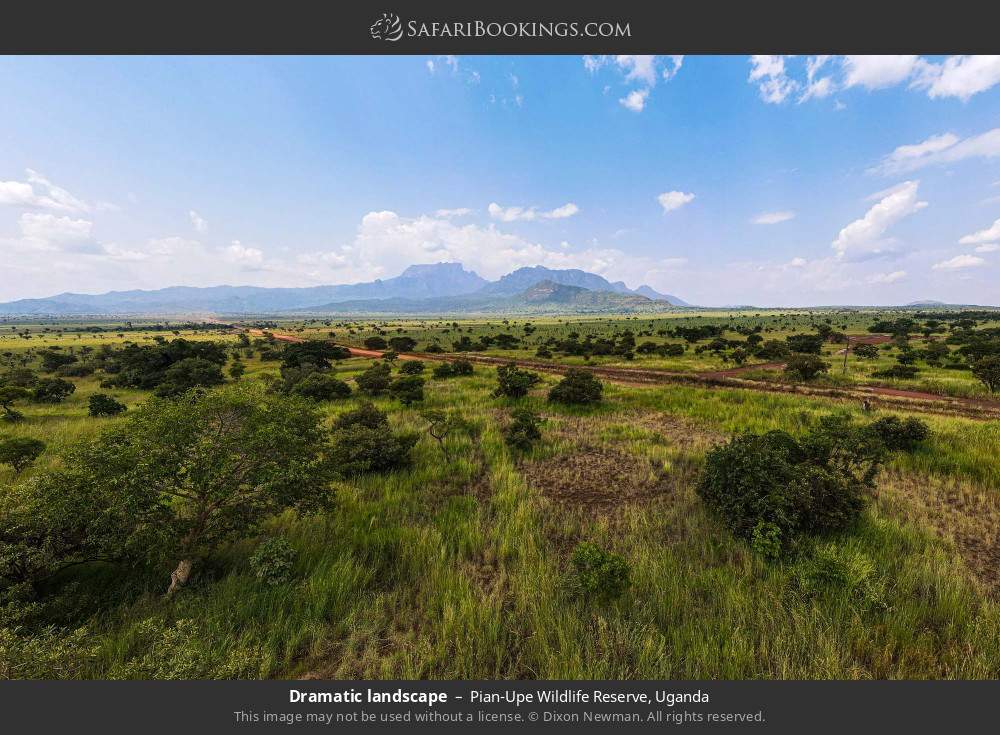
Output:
(248, 330), (1000, 420)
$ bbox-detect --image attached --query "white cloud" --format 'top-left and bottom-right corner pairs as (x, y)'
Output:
(487, 202), (580, 222)
(912, 55), (1000, 101)
(619, 88), (649, 112)
(0, 169), (91, 214)
(872, 128), (1000, 175)
(932, 254), (986, 270)
(755, 56), (1000, 107)
(425, 59), (435, 73)
(867, 270), (907, 284)
(974, 243), (999, 253)
(748, 55), (797, 104)
(751, 210), (795, 225)
(433, 207), (473, 218)
(831, 180), (927, 260)
(18, 212), (95, 250)
(843, 55), (920, 89)
(960, 218), (1000, 244)
(223, 240), (264, 266)
(585, 55), (683, 113)
(657, 191), (695, 213)
(189, 210), (208, 233)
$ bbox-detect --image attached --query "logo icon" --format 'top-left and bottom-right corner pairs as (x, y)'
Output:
(370, 13), (403, 42)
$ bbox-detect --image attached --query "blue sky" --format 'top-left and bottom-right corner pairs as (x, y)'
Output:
(1, 54), (999, 305)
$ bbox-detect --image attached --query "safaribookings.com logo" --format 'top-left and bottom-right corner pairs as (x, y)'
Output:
(370, 13), (631, 42)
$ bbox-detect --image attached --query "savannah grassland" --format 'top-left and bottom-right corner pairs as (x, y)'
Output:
(2, 310), (1000, 679)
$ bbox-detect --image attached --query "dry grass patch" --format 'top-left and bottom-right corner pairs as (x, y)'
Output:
(880, 469), (1000, 594)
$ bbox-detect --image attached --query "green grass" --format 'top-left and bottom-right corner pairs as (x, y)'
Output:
(2, 317), (1000, 679)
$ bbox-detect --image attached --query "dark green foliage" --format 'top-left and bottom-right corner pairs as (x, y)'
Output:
(364, 336), (387, 351)
(228, 360), (246, 381)
(853, 343), (880, 360)
(355, 362), (392, 395)
(291, 372), (351, 401)
(103, 339), (227, 391)
(248, 537), (297, 587)
(568, 542), (631, 603)
(32, 377), (76, 404)
(2, 384), (332, 598)
(783, 354), (829, 381)
(38, 350), (78, 373)
(756, 340), (791, 360)
(697, 415), (884, 557)
(328, 402), (417, 476)
(431, 359), (474, 379)
(88, 393), (127, 417)
(0, 437), (45, 474)
(399, 360), (426, 375)
(389, 375), (425, 405)
(423, 342), (445, 354)
(872, 364), (919, 379)
(388, 336), (417, 353)
(971, 356), (1000, 392)
(867, 416), (930, 451)
(0, 387), (29, 422)
(785, 334), (824, 354)
(548, 368), (603, 405)
(493, 363), (541, 398)
(502, 408), (543, 452)
(280, 341), (350, 370)
(153, 358), (225, 397)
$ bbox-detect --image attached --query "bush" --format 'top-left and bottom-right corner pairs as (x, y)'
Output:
(697, 417), (882, 556)
(756, 340), (791, 361)
(248, 536), (297, 587)
(0, 437), (46, 474)
(153, 358), (224, 397)
(871, 364), (919, 380)
(355, 362), (392, 395)
(88, 393), (127, 417)
(0, 625), (99, 679)
(493, 363), (541, 398)
(548, 369), (603, 405)
(503, 408), (543, 452)
(56, 363), (94, 378)
(364, 336), (387, 351)
(32, 377), (76, 403)
(568, 542), (631, 603)
(389, 375), (425, 405)
(853, 343), (880, 360)
(784, 354), (829, 381)
(866, 416), (929, 452)
(786, 334), (824, 354)
(399, 360), (425, 375)
(971, 356), (1000, 392)
(291, 372), (351, 401)
(423, 343), (445, 354)
(328, 403), (417, 476)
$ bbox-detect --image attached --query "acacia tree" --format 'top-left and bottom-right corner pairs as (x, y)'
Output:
(972, 356), (1000, 393)
(13, 384), (334, 597)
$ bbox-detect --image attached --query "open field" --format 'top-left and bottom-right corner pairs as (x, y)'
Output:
(2, 310), (1000, 679)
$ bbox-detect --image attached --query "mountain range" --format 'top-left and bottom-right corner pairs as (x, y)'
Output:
(0, 263), (690, 316)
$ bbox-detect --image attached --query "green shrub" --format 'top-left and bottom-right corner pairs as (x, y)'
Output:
(291, 372), (351, 401)
(971, 356), (1000, 392)
(399, 360), (425, 375)
(548, 369), (603, 405)
(389, 375), (424, 405)
(493, 363), (541, 398)
(503, 408), (543, 452)
(0, 437), (46, 474)
(355, 362), (392, 395)
(866, 416), (930, 452)
(872, 364), (919, 380)
(783, 354), (829, 381)
(568, 542), (631, 603)
(248, 537), (297, 587)
(88, 393), (127, 417)
(32, 377), (76, 403)
(0, 625), (99, 679)
(153, 358), (224, 398)
(697, 417), (882, 556)
(328, 403), (417, 476)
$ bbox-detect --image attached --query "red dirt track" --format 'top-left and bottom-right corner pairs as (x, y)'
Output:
(247, 331), (1000, 420)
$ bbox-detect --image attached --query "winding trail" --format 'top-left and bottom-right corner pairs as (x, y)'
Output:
(247, 330), (1000, 420)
